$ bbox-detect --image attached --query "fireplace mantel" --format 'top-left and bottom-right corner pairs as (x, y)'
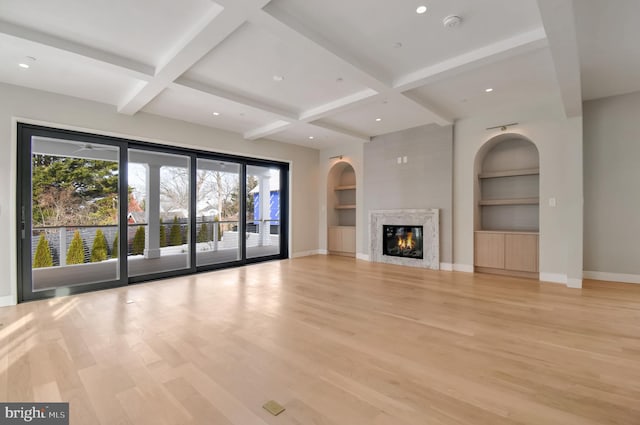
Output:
(369, 209), (439, 269)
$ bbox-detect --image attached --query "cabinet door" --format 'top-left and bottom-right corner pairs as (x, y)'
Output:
(474, 232), (505, 269)
(328, 227), (341, 252)
(341, 227), (356, 253)
(505, 234), (538, 272)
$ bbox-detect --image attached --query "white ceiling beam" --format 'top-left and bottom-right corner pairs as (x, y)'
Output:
(536, 0), (582, 117)
(251, 6), (451, 126)
(298, 89), (379, 122)
(310, 121), (371, 143)
(173, 77), (298, 120)
(118, 2), (268, 115)
(0, 20), (154, 81)
(244, 120), (293, 140)
(394, 28), (549, 92)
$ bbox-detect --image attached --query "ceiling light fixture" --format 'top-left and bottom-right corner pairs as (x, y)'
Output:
(272, 75), (284, 82)
(308, 136), (314, 140)
(375, 118), (382, 122)
(212, 112), (220, 116)
(416, 5), (427, 14)
(19, 56), (36, 69)
(485, 88), (494, 93)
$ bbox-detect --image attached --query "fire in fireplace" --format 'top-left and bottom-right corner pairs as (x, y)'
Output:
(383, 225), (424, 259)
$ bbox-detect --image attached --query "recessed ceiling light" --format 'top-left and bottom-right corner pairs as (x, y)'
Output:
(485, 88), (494, 93)
(273, 75), (284, 82)
(375, 118), (382, 122)
(416, 5), (427, 14)
(308, 136), (314, 140)
(212, 112), (220, 116)
(18, 63), (29, 69)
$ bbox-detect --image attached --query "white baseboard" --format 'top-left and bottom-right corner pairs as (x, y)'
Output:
(291, 249), (325, 258)
(540, 273), (568, 284)
(567, 278), (583, 288)
(453, 263), (474, 273)
(583, 271), (640, 284)
(439, 262), (453, 271)
(356, 253), (370, 261)
(0, 295), (17, 307)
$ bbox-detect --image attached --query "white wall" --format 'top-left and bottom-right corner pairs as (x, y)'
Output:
(0, 82), (320, 305)
(453, 100), (583, 286)
(583, 91), (640, 283)
(318, 143), (365, 257)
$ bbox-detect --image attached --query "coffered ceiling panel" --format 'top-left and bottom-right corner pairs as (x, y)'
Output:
(266, 0), (543, 81)
(183, 22), (370, 114)
(268, 122), (365, 150)
(0, 0), (214, 66)
(317, 95), (437, 137)
(407, 48), (559, 119)
(0, 34), (143, 105)
(142, 86), (284, 135)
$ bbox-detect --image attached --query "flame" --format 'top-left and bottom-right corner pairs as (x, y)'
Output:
(396, 231), (415, 250)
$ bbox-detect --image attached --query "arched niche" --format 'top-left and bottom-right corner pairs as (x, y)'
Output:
(326, 161), (356, 256)
(473, 133), (540, 277)
(474, 134), (540, 232)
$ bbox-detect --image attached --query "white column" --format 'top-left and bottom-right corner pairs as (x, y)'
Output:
(144, 164), (161, 259)
(259, 175), (271, 246)
(59, 227), (67, 266)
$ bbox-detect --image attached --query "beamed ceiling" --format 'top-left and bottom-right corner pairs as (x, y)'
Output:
(0, 0), (638, 149)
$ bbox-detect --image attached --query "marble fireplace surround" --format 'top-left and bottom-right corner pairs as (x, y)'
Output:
(369, 209), (439, 269)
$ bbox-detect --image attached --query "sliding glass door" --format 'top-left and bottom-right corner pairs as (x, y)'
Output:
(127, 149), (192, 278)
(17, 124), (289, 302)
(195, 159), (241, 267)
(18, 130), (126, 300)
(246, 165), (282, 259)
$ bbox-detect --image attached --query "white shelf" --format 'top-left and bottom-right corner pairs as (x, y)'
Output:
(334, 185), (356, 191)
(478, 168), (539, 179)
(479, 198), (539, 206)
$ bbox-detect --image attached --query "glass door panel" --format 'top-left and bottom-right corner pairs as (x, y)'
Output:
(30, 137), (120, 292)
(195, 159), (241, 267)
(246, 165), (281, 259)
(127, 149), (191, 276)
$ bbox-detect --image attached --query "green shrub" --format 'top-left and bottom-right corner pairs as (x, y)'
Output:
(132, 226), (145, 255)
(90, 229), (108, 262)
(33, 233), (53, 268)
(197, 222), (208, 243)
(112, 232), (118, 258)
(159, 219), (167, 248)
(66, 231), (85, 265)
(169, 216), (182, 246)
(214, 215), (223, 241)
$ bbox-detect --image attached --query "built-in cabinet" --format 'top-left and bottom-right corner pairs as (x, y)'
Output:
(474, 137), (539, 278)
(327, 162), (356, 256)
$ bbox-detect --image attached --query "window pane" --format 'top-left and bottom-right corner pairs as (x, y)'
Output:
(127, 149), (190, 276)
(195, 159), (241, 266)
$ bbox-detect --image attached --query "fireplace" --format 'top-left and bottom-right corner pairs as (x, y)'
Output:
(383, 225), (424, 259)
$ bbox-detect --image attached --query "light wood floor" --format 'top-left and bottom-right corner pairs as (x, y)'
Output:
(2, 255), (640, 424)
